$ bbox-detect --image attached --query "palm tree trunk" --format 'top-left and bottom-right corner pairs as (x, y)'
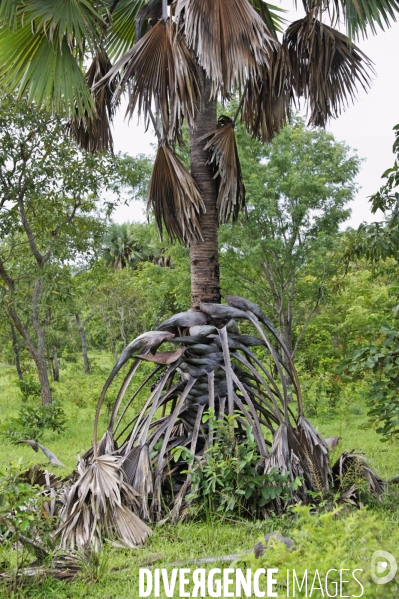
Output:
(189, 75), (220, 308)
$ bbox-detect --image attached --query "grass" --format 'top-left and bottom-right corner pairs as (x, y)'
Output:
(0, 356), (399, 598)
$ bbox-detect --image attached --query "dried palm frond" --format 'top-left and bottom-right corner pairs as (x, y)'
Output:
(71, 297), (385, 532)
(57, 454), (152, 551)
(86, 296), (337, 522)
(175, 0), (275, 97)
(101, 19), (199, 143)
(147, 144), (205, 244)
(283, 17), (374, 127)
(241, 45), (292, 142)
(68, 49), (119, 152)
(332, 450), (385, 496)
(19, 464), (62, 489)
(200, 116), (246, 224)
(18, 439), (65, 467)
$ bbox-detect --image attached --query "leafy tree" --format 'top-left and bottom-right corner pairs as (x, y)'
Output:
(0, 95), (148, 405)
(0, 0), (390, 307)
(220, 120), (359, 355)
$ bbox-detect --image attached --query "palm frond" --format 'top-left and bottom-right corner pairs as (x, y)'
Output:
(102, 19), (199, 143)
(283, 17), (374, 127)
(147, 144), (205, 244)
(247, 0), (287, 35)
(200, 116), (246, 224)
(301, 0), (399, 38)
(241, 44), (292, 142)
(0, 27), (93, 116)
(0, 0), (104, 116)
(68, 49), (119, 152)
(175, 0), (275, 97)
(57, 454), (152, 551)
(106, 0), (147, 58)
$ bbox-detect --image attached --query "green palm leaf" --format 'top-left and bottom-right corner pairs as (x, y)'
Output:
(301, 0), (399, 38)
(0, 25), (92, 115)
(248, 0), (287, 35)
(0, 0), (104, 114)
(105, 0), (147, 58)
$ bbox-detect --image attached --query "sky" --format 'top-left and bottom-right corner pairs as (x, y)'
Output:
(110, 15), (399, 229)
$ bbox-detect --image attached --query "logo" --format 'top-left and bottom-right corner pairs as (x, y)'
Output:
(371, 551), (397, 585)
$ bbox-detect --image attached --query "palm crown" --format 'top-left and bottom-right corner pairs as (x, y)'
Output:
(0, 0), (395, 305)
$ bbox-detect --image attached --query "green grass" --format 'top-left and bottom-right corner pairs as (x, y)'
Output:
(1, 357), (399, 598)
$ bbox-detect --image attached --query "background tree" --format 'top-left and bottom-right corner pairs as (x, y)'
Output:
(0, 95), (148, 405)
(221, 119), (359, 355)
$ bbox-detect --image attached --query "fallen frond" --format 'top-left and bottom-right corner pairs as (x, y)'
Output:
(57, 454), (152, 551)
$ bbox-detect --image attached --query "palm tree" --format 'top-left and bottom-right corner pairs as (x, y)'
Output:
(0, 0), (388, 306)
(0, 0), (392, 545)
(103, 223), (149, 269)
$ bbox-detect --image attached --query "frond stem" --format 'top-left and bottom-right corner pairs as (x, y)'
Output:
(233, 81), (249, 126)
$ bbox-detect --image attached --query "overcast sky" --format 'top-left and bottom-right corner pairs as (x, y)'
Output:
(111, 17), (399, 229)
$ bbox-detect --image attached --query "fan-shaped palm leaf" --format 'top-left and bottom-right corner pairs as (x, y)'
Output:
(68, 49), (119, 152)
(57, 454), (152, 551)
(175, 0), (276, 97)
(0, 0), (103, 115)
(241, 45), (292, 142)
(105, 0), (147, 58)
(101, 19), (199, 142)
(200, 116), (246, 224)
(147, 144), (205, 244)
(301, 0), (399, 38)
(283, 17), (374, 127)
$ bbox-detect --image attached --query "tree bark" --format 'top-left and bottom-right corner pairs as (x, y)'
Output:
(75, 313), (91, 374)
(52, 345), (60, 382)
(280, 321), (293, 357)
(189, 75), (220, 307)
(10, 321), (23, 380)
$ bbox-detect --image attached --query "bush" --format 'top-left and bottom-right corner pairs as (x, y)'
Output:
(0, 460), (57, 564)
(249, 505), (399, 598)
(173, 414), (301, 520)
(0, 400), (67, 443)
(15, 376), (41, 401)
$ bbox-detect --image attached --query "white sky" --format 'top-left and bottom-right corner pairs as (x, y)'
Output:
(111, 17), (399, 229)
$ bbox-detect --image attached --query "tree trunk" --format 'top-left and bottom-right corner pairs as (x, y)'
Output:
(189, 75), (220, 307)
(8, 306), (53, 406)
(52, 345), (60, 382)
(280, 321), (293, 357)
(10, 321), (23, 380)
(75, 313), (91, 374)
(36, 353), (53, 405)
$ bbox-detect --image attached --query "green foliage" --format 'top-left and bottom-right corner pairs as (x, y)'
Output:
(15, 377), (42, 402)
(341, 325), (399, 440)
(252, 505), (399, 598)
(0, 460), (56, 562)
(370, 124), (399, 214)
(174, 414), (301, 519)
(1, 400), (67, 443)
(220, 117), (359, 354)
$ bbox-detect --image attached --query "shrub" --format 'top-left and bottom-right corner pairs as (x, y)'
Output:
(173, 414), (301, 520)
(0, 400), (67, 443)
(248, 505), (399, 598)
